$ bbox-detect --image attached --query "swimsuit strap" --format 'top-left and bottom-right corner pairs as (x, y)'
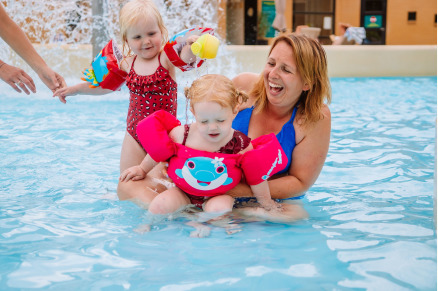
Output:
(290, 105), (298, 123)
(157, 51), (162, 66)
(130, 52), (162, 73)
(129, 55), (137, 72)
(182, 124), (190, 145)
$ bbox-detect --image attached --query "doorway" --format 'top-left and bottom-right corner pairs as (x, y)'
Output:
(361, 0), (387, 44)
(244, 0), (258, 45)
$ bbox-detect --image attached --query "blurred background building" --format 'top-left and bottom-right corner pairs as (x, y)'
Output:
(220, 0), (437, 45)
(1, 0), (436, 46)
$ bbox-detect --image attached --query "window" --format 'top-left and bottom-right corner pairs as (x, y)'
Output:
(293, 0), (335, 44)
(364, 0), (384, 12)
(408, 11), (416, 21)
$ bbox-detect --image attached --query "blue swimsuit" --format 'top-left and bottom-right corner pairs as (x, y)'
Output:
(232, 106), (298, 174)
(232, 106), (303, 201)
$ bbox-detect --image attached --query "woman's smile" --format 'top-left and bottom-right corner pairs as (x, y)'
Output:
(269, 81), (284, 94)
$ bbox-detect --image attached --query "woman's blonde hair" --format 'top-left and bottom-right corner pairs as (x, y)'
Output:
(251, 33), (331, 126)
(185, 74), (248, 113)
(119, 0), (168, 56)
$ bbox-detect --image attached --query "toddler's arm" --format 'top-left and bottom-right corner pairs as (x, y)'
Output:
(53, 82), (113, 104)
(119, 125), (182, 182)
(250, 181), (281, 211)
(178, 35), (199, 65)
(119, 154), (159, 182)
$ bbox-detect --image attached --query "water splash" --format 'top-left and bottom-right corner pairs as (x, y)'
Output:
(2, 0), (221, 57)
(1, 0), (241, 90)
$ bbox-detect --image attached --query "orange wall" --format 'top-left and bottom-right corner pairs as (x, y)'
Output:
(386, 0), (437, 44)
(253, 0), (437, 45)
(334, 0), (361, 35)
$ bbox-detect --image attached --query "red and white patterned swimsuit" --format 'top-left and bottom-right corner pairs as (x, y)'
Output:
(125, 54), (177, 145)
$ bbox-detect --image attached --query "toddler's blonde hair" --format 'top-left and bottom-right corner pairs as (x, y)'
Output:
(184, 74), (248, 113)
(119, 0), (168, 56)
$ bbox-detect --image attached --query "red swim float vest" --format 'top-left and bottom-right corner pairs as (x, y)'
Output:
(137, 111), (287, 197)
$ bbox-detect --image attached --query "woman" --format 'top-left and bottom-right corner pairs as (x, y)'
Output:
(230, 33), (331, 201)
(118, 34), (331, 221)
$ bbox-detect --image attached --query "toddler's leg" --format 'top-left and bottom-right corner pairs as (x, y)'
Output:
(148, 187), (190, 215)
(202, 195), (240, 235)
(120, 132), (146, 172)
(203, 195), (234, 214)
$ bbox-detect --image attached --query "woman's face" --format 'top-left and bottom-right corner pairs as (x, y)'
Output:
(263, 41), (309, 109)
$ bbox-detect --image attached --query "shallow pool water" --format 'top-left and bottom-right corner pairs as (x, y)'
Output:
(0, 76), (436, 290)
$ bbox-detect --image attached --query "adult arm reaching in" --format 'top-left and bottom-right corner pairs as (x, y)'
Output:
(0, 4), (66, 94)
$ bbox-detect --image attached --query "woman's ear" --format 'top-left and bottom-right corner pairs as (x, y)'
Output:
(303, 83), (310, 91)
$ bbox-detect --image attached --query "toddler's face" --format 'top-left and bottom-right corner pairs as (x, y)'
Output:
(126, 17), (162, 60)
(193, 101), (236, 144)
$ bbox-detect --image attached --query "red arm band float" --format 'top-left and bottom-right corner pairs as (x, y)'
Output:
(82, 40), (127, 91)
(163, 27), (214, 72)
(136, 110), (181, 162)
(240, 133), (288, 185)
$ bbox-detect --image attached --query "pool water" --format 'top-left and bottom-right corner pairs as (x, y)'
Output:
(0, 77), (436, 290)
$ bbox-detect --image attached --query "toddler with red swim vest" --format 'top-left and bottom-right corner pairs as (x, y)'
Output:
(119, 74), (287, 215)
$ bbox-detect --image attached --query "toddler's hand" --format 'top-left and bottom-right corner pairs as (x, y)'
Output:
(119, 165), (146, 182)
(186, 35), (199, 45)
(53, 86), (78, 104)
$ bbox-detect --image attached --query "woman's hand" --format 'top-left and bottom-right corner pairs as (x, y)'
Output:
(119, 165), (147, 182)
(0, 62), (36, 94)
(258, 198), (282, 212)
(37, 66), (66, 93)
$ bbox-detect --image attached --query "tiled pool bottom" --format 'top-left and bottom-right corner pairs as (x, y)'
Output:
(0, 77), (436, 290)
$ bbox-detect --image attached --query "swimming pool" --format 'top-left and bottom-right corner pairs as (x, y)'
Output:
(0, 76), (436, 290)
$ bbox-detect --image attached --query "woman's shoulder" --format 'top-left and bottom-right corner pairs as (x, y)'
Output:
(295, 103), (331, 143)
(320, 104), (331, 124)
(232, 72), (259, 94)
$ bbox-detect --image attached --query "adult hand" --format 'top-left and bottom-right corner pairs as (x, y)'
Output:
(37, 66), (66, 93)
(0, 62), (36, 94)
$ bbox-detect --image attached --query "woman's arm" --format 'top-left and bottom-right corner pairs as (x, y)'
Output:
(0, 5), (65, 92)
(283, 105), (331, 197)
(228, 106), (331, 199)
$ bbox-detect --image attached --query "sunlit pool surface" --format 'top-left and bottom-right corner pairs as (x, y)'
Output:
(0, 77), (436, 290)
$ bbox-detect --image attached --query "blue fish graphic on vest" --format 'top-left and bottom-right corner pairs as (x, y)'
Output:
(175, 156), (233, 191)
